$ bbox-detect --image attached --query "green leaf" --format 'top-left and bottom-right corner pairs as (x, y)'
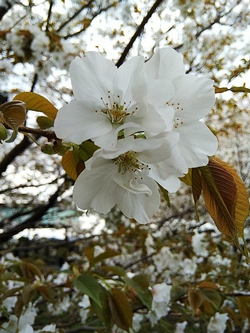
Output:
(93, 248), (120, 264)
(36, 116), (54, 129)
(159, 185), (170, 207)
(200, 288), (222, 310)
(108, 288), (133, 332)
(78, 141), (99, 161)
(101, 265), (126, 277)
(0, 123), (8, 142)
(91, 284), (112, 329)
(84, 246), (95, 267)
(73, 274), (101, 307)
(14, 92), (58, 120)
(124, 274), (152, 308)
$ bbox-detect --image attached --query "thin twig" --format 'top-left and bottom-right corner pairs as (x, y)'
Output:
(116, 0), (165, 67)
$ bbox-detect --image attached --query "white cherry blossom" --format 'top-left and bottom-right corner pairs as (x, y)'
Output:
(73, 135), (178, 223)
(54, 51), (170, 150)
(144, 47), (218, 169)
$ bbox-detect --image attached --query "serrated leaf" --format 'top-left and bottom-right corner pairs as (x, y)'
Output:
(102, 265), (126, 277)
(14, 92), (58, 120)
(62, 150), (85, 180)
(198, 281), (219, 290)
(15, 296), (24, 317)
(84, 247), (95, 267)
(37, 285), (55, 302)
(22, 285), (36, 306)
(188, 289), (203, 313)
(73, 274), (101, 307)
(171, 285), (187, 302)
(124, 274), (152, 308)
(22, 261), (42, 280)
(192, 168), (202, 205)
(108, 288), (133, 332)
(91, 284), (112, 329)
(199, 157), (249, 251)
(200, 288), (222, 310)
(237, 296), (250, 319)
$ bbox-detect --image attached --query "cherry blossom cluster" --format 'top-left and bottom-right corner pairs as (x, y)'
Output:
(54, 47), (217, 223)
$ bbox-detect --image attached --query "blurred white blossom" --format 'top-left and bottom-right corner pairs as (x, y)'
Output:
(149, 283), (172, 325)
(207, 312), (228, 333)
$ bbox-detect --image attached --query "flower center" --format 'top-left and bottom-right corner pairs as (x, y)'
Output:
(97, 91), (137, 124)
(115, 151), (151, 177)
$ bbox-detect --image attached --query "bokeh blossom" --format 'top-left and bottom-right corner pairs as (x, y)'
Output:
(207, 312), (229, 333)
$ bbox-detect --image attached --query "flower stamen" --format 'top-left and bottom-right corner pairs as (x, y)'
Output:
(98, 91), (137, 124)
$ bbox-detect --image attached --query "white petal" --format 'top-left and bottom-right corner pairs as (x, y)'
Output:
(94, 121), (140, 150)
(54, 100), (111, 144)
(73, 162), (117, 213)
(145, 47), (185, 81)
(115, 174), (160, 224)
(148, 163), (182, 193)
(136, 132), (179, 164)
(176, 121), (218, 167)
(147, 79), (175, 106)
(115, 55), (147, 102)
(70, 52), (116, 101)
(171, 75), (215, 119)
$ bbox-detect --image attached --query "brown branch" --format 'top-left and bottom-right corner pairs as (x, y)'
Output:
(115, 0), (165, 67)
(56, 0), (95, 33)
(0, 136), (32, 177)
(62, 3), (115, 40)
(0, 185), (61, 243)
(175, 0), (242, 51)
(46, 0), (54, 32)
(18, 126), (58, 140)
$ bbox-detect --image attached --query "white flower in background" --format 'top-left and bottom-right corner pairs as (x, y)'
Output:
(145, 233), (155, 255)
(207, 312), (228, 333)
(78, 295), (90, 323)
(18, 305), (37, 332)
(54, 51), (169, 150)
(73, 134), (178, 223)
(53, 261), (70, 285)
(38, 324), (57, 333)
(181, 258), (197, 276)
(175, 321), (188, 333)
(144, 47), (218, 169)
(192, 229), (209, 257)
(149, 283), (172, 325)
(0, 306), (37, 333)
(153, 246), (182, 273)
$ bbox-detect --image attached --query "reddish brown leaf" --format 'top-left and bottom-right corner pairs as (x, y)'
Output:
(109, 288), (133, 332)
